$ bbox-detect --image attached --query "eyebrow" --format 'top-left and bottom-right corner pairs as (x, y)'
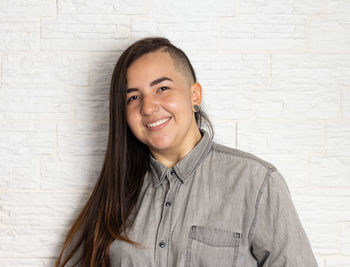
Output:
(126, 77), (173, 94)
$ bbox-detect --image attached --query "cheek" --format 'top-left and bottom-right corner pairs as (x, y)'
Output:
(166, 94), (192, 110)
(126, 116), (142, 137)
(125, 108), (138, 127)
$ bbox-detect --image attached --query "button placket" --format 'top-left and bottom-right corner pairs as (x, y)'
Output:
(155, 169), (179, 266)
(164, 169), (175, 208)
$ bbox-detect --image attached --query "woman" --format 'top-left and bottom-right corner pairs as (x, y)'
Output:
(56, 37), (318, 266)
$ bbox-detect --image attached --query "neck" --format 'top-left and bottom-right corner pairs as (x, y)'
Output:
(150, 126), (203, 168)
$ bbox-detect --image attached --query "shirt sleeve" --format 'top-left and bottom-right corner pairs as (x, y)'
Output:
(249, 168), (318, 266)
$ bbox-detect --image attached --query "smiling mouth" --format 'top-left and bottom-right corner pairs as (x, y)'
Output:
(146, 117), (171, 128)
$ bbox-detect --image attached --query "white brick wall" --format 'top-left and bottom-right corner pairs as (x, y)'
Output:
(0, 0), (349, 265)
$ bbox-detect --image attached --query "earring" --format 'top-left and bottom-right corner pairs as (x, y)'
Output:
(193, 104), (200, 112)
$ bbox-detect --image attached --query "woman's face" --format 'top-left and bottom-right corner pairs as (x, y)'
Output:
(125, 50), (201, 155)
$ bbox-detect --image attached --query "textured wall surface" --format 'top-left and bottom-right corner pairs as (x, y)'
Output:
(0, 0), (349, 266)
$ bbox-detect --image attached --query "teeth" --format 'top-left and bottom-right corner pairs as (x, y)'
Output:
(147, 117), (170, 128)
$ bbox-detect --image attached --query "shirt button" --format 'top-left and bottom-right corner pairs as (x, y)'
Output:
(159, 241), (166, 248)
(165, 201), (171, 207)
(170, 169), (175, 175)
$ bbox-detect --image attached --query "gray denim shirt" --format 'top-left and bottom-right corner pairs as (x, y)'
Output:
(109, 128), (318, 267)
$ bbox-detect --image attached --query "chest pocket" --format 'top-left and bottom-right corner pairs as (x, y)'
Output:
(185, 225), (241, 267)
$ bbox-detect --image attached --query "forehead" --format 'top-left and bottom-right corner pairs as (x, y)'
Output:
(127, 51), (180, 82)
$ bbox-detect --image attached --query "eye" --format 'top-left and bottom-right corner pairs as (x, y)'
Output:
(127, 95), (139, 103)
(158, 86), (169, 92)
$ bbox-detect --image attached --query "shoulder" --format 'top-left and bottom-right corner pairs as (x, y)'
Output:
(203, 140), (279, 192)
(209, 141), (276, 171)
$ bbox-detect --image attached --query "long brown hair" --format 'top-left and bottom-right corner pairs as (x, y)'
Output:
(55, 36), (214, 267)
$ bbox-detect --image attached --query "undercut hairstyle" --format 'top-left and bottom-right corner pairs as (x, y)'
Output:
(55, 36), (214, 267)
(158, 46), (195, 86)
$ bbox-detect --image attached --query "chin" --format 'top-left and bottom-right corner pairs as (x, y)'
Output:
(148, 136), (175, 150)
(149, 141), (172, 150)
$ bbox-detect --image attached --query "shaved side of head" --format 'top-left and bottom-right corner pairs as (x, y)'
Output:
(158, 46), (195, 87)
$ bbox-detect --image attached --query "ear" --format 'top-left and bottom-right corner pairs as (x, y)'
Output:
(190, 82), (202, 107)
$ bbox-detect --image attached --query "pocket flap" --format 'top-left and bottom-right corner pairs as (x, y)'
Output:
(189, 225), (240, 247)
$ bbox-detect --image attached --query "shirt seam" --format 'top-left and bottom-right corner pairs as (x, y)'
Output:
(211, 145), (275, 170)
(247, 167), (277, 248)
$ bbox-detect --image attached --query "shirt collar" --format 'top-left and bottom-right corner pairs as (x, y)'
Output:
(148, 128), (213, 188)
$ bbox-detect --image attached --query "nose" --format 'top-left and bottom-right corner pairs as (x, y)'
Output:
(141, 94), (159, 115)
